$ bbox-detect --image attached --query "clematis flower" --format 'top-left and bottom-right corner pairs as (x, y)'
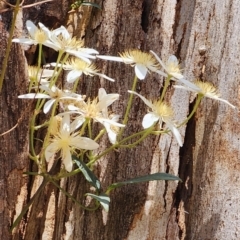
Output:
(18, 85), (84, 114)
(28, 66), (54, 85)
(67, 88), (124, 138)
(12, 20), (52, 46)
(50, 58), (115, 83)
(98, 88), (125, 144)
(150, 51), (200, 91)
(97, 49), (159, 80)
(174, 80), (236, 108)
(39, 23), (98, 63)
(128, 90), (183, 146)
(45, 114), (99, 172)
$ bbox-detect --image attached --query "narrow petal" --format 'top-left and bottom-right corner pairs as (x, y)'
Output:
(210, 96), (236, 109)
(72, 137), (99, 150)
(18, 93), (50, 99)
(135, 64), (148, 80)
(45, 143), (58, 162)
(97, 55), (124, 62)
(26, 20), (38, 39)
(98, 88), (107, 101)
(128, 90), (154, 109)
(177, 78), (202, 92)
(150, 50), (167, 72)
(12, 38), (35, 45)
(62, 148), (73, 172)
(142, 113), (159, 128)
(165, 121), (183, 147)
(67, 70), (82, 83)
(70, 116), (86, 131)
(97, 94), (119, 110)
(95, 73), (115, 82)
(43, 99), (56, 114)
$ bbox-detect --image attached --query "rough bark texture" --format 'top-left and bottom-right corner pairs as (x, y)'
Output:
(1, 0), (240, 239)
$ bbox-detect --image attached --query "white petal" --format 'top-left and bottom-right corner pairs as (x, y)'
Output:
(155, 69), (168, 78)
(128, 90), (154, 109)
(67, 70), (82, 83)
(95, 73), (115, 82)
(45, 143), (57, 162)
(150, 50), (167, 72)
(97, 55), (124, 62)
(26, 20), (38, 39)
(62, 148), (73, 172)
(39, 22), (51, 38)
(98, 88), (107, 101)
(79, 48), (99, 55)
(165, 121), (183, 147)
(135, 64), (148, 80)
(18, 93), (50, 99)
(43, 99), (56, 114)
(178, 78), (201, 92)
(12, 38), (35, 45)
(97, 94), (119, 110)
(142, 113), (159, 128)
(72, 137), (99, 150)
(68, 105), (80, 111)
(209, 96), (236, 108)
(97, 117), (125, 127)
(70, 116), (85, 131)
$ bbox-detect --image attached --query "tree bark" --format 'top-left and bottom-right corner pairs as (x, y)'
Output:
(1, 0), (240, 239)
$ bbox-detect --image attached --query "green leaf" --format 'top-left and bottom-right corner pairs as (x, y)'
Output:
(86, 193), (110, 212)
(82, 2), (101, 9)
(72, 155), (101, 190)
(106, 173), (181, 193)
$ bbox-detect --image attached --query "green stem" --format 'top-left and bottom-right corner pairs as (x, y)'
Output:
(29, 44), (43, 92)
(178, 94), (203, 128)
(0, 0), (21, 92)
(50, 179), (100, 211)
(159, 74), (171, 102)
(118, 75), (138, 139)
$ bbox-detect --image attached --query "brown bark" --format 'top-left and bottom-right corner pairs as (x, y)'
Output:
(1, 0), (240, 239)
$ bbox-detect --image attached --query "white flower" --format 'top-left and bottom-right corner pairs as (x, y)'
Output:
(98, 88), (125, 144)
(40, 24), (98, 63)
(12, 20), (51, 46)
(50, 58), (115, 83)
(68, 88), (124, 140)
(18, 85), (84, 114)
(28, 66), (54, 85)
(97, 49), (159, 80)
(174, 80), (236, 108)
(45, 114), (99, 172)
(128, 90), (183, 146)
(150, 50), (201, 91)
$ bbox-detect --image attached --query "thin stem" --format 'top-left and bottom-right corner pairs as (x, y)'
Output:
(0, 0), (21, 92)
(118, 75), (138, 139)
(50, 179), (100, 211)
(159, 74), (171, 102)
(178, 94), (203, 128)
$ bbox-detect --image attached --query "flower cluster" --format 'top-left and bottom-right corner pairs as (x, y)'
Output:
(14, 20), (235, 173)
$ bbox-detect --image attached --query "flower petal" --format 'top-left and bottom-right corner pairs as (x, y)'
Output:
(72, 137), (99, 150)
(62, 148), (73, 172)
(18, 93), (50, 99)
(135, 64), (148, 80)
(165, 120), (183, 147)
(128, 90), (154, 109)
(142, 112), (159, 128)
(97, 55), (124, 62)
(67, 70), (82, 83)
(26, 20), (38, 39)
(43, 99), (56, 114)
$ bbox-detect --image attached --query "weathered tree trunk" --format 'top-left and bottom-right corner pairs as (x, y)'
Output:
(1, 0), (240, 239)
